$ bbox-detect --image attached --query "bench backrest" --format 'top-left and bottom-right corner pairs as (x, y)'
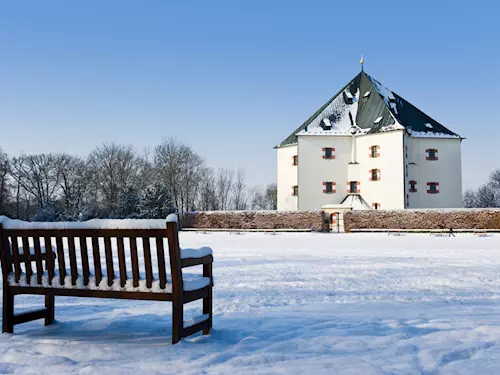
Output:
(0, 220), (183, 293)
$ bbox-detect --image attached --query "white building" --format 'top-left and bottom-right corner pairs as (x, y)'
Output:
(276, 70), (463, 212)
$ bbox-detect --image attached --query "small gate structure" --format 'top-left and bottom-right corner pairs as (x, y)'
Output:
(330, 212), (341, 233)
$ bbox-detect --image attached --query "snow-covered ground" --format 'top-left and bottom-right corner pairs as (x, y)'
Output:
(2, 232), (500, 374)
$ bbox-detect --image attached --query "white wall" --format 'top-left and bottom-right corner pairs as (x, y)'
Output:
(277, 144), (298, 211)
(405, 136), (463, 208)
(355, 131), (405, 209)
(297, 135), (351, 210)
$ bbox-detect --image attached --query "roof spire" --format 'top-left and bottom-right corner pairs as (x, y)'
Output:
(360, 54), (364, 71)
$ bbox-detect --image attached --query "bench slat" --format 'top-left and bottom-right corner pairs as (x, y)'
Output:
(104, 237), (114, 287)
(68, 236), (78, 286)
(156, 237), (167, 290)
(33, 236), (43, 285)
(22, 237), (32, 284)
(79, 237), (90, 286)
(142, 237), (153, 289)
(129, 237), (140, 288)
(44, 237), (54, 285)
(91, 237), (102, 286)
(11, 236), (21, 283)
(117, 237), (127, 287)
(55, 237), (66, 285)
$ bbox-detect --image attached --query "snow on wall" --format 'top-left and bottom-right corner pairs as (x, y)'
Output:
(343, 209), (500, 231)
(181, 210), (328, 231)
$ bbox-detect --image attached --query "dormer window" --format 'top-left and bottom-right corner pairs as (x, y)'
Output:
(344, 91), (353, 104)
(363, 91), (370, 98)
(374, 116), (383, 124)
(322, 118), (332, 130)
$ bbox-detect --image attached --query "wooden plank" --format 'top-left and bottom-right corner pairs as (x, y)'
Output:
(203, 262), (213, 333)
(129, 237), (140, 288)
(2, 286), (14, 333)
(184, 286), (209, 303)
(10, 286), (172, 301)
(182, 319), (209, 338)
(156, 237), (167, 290)
(142, 237), (153, 289)
(117, 237), (127, 287)
(45, 295), (55, 326)
(181, 255), (213, 268)
(166, 221), (183, 344)
(79, 237), (90, 286)
(104, 237), (114, 287)
(44, 237), (54, 285)
(55, 237), (66, 285)
(21, 237), (32, 284)
(91, 236), (102, 286)
(13, 308), (48, 325)
(10, 236), (21, 283)
(4, 228), (168, 238)
(32, 236), (44, 285)
(67, 236), (78, 286)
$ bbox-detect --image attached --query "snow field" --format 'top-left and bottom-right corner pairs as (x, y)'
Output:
(1, 232), (500, 374)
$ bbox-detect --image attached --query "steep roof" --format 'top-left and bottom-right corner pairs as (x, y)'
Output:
(276, 71), (460, 147)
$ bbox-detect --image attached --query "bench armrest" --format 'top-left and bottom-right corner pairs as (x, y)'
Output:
(181, 255), (213, 268)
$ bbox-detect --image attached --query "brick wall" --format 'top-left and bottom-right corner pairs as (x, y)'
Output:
(181, 210), (328, 231)
(343, 209), (500, 232)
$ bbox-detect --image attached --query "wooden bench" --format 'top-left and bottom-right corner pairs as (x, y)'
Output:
(0, 215), (213, 344)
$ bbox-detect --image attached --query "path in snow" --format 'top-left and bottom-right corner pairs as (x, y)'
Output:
(1, 233), (500, 374)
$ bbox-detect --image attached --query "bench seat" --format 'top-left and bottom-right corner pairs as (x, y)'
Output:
(8, 272), (211, 293)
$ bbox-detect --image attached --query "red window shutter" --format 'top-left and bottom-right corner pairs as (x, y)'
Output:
(377, 169), (381, 181)
(426, 182), (430, 194)
(332, 182), (336, 193)
(346, 182), (350, 193)
(322, 181), (326, 193)
(436, 182), (440, 193)
(332, 148), (336, 159)
(357, 181), (360, 193)
(435, 149), (439, 160)
(369, 170), (372, 181)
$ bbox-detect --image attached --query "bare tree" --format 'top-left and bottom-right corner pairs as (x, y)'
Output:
(10, 153), (63, 211)
(58, 155), (87, 219)
(264, 183), (277, 210)
(231, 168), (247, 210)
(87, 143), (144, 217)
(476, 184), (498, 208)
(0, 149), (10, 214)
(197, 168), (218, 211)
(215, 168), (233, 211)
(154, 138), (205, 217)
(463, 189), (478, 208)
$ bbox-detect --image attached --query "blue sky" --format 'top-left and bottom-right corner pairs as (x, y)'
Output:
(0, 0), (498, 190)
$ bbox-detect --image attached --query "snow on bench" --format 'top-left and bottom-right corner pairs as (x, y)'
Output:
(0, 215), (214, 344)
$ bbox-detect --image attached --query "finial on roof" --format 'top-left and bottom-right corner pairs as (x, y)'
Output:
(360, 55), (364, 71)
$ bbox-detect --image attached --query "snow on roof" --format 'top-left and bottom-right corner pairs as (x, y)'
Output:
(374, 116), (383, 124)
(407, 129), (461, 139)
(341, 195), (371, 210)
(297, 88), (362, 136)
(380, 123), (405, 132)
(425, 123), (433, 129)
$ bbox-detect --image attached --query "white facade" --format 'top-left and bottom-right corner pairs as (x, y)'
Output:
(277, 130), (462, 211)
(276, 71), (463, 211)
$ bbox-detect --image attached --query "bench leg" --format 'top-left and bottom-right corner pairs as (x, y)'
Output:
(45, 295), (54, 326)
(203, 287), (212, 335)
(2, 288), (14, 333)
(203, 263), (213, 335)
(172, 300), (183, 345)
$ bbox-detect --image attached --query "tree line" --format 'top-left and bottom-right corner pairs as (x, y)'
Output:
(464, 169), (500, 208)
(0, 139), (277, 221)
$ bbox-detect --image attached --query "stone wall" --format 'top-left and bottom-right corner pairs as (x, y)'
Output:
(343, 209), (500, 232)
(181, 210), (328, 232)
